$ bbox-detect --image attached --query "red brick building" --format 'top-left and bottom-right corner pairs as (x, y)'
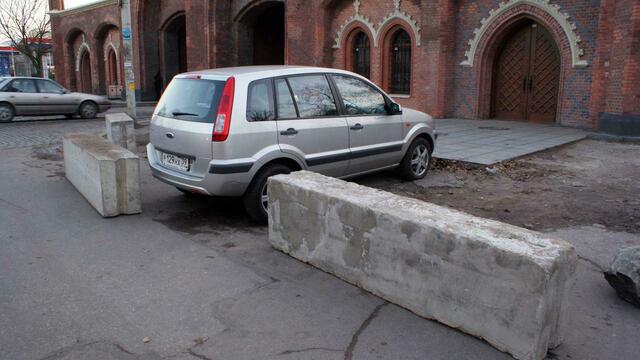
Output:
(48, 0), (640, 133)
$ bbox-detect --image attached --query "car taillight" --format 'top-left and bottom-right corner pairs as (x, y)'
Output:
(213, 77), (235, 142)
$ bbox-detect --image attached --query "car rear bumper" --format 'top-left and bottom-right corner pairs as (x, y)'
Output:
(146, 143), (253, 196)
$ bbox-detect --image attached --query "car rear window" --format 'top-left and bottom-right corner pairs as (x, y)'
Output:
(155, 78), (225, 123)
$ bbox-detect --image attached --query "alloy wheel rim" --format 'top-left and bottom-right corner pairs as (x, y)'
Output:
(410, 145), (429, 177)
(82, 105), (96, 118)
(260, 182), (269, 213)
(0, 107), (11, 121)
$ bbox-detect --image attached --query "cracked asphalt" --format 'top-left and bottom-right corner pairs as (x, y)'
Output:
(1, 120), (638, 360)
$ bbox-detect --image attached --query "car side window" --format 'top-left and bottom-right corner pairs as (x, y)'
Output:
(332, 75), (387, 115)
(7, 79), (37, 93)
(274, 78), (298, 119)
(246, 79), (275, 122)
(37, 80), (64, 94)
(286, 75), (338, 118)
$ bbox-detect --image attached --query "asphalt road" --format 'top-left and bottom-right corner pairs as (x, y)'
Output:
(0, 120), (638, 360)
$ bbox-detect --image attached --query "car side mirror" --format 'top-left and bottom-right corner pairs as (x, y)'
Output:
(388, 102), (402, 115)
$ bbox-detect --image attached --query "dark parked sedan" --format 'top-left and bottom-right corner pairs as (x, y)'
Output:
(0, 77), (111, 122)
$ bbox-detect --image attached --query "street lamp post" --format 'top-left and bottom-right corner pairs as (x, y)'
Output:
(119, 0), (137, 121)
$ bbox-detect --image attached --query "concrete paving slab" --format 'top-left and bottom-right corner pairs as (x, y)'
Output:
(434, 119), (589, 165)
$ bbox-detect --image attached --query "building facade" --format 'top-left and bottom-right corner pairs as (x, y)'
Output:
(48, 0), (639, 132)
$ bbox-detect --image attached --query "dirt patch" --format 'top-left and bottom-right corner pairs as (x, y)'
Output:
(357, 140), (640, 234)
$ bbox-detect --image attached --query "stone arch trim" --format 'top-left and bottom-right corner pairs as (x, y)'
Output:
(104, 41), (119, 61)
(333, 1), (376, 48)
(333, 0), (420, 49)
(75, 39), (91, 72)
(461, 0), (587, 68)
(376, 0), (421, 47)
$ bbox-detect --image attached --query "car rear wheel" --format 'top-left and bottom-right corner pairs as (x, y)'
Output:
(243, 163), (291, 225)
(399, 138), (432, 180)
(79, 102), (98, 119)
(0, 104), (15, 123)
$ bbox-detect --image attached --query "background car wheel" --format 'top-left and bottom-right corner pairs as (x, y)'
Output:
(0, 104), (15, 123)
(398, 138), (432, 181)
(243, 163), (291, 225)
(79, 102), (98, 119)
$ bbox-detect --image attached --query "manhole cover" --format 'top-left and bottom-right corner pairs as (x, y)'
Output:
(478, 126), (511, 131)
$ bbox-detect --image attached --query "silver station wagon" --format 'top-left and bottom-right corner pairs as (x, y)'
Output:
(148, 66), (436, 223)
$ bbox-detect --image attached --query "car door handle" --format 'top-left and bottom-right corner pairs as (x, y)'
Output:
(350, 123), (364, 131)
(280, 128), (298, 136)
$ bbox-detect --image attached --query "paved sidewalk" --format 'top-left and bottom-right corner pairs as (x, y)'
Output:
(433, 119), (589, 165)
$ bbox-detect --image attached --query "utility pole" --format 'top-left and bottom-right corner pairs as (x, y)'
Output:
(119, 0), (137, 121)
(10, 49), (16, 76)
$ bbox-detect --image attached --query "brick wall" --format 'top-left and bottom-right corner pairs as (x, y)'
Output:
(48, 0), (639, 130)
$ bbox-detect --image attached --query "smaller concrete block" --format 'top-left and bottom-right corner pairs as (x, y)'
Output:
(63, 133), (141, 217)
(106, 113), (137, 152)
(268, 171), (577, 360)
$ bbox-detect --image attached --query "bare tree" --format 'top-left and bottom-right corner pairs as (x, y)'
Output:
(0, 0), (51, 77)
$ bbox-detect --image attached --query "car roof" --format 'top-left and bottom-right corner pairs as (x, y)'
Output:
(1, 76), (51, 80)
(177, 65), (357, 80)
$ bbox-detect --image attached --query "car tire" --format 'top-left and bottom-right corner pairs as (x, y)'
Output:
(398, 137), (432, 181)
(243, 163), (291, 225)
(0, 104), (15, 123)
(79, 102), (98, 119)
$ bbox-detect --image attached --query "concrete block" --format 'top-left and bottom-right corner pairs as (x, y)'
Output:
(268, 171), (577, 360)
(106, 113), (137, 152)
(63, 133), (141, 217)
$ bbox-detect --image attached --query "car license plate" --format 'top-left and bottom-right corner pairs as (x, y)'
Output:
(160, 152), (190, 172)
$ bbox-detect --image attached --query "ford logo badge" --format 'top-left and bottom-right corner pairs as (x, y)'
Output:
(166, 132), (175, 139)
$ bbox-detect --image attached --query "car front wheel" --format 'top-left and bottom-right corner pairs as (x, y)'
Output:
(0, 104), (15, 123)
(399, 138), (432, 180)
(243, 163), (291, 225)
(79, 102), (98, 119)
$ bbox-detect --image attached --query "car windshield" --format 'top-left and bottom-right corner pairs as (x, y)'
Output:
(155, 78), (226, 123)
(0, 78), (8, 89)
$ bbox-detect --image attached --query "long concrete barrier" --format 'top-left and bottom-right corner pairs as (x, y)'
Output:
(268, 171), (577, 360)
(63, 133), (141, 217)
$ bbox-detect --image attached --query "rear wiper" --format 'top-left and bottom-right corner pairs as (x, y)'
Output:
(172, 111), (199, 117)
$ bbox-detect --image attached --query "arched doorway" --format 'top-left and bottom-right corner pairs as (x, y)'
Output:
(237, 2), (285, 65)
(491, 20), (560, 123)
(107, 49), (118, 86)
(161, 13), (187, 88)
(79, 50), (92, 93)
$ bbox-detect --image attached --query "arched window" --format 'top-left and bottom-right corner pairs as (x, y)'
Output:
(351, 31), (370, 78)
(390, 29), (411, 94)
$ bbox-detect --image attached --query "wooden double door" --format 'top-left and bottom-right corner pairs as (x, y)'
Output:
(492, 21), (560, 123)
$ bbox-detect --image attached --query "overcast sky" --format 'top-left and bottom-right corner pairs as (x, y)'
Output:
(65, 0), (102, 9)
